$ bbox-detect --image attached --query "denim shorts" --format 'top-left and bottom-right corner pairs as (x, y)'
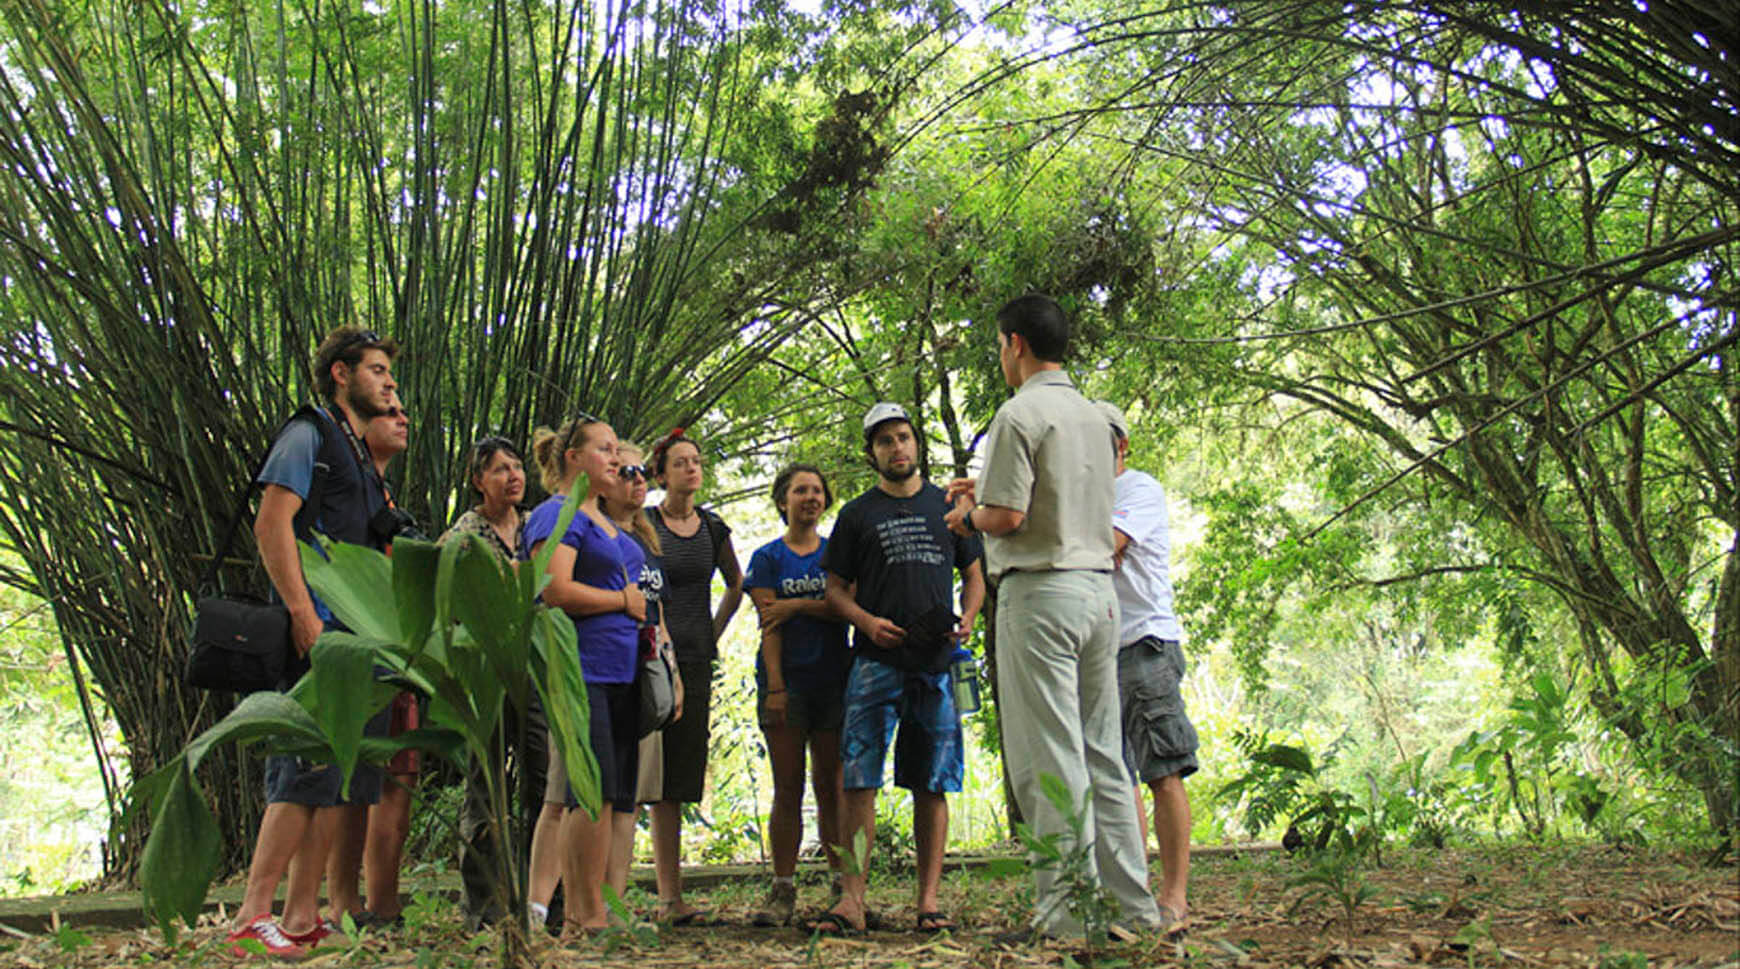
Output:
(1116, 636), (1199, 783)
(839, 656), (963, 794)
(264, 706), (390, 807)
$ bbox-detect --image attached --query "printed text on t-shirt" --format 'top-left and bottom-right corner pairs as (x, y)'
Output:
(874, 514), (946, 567)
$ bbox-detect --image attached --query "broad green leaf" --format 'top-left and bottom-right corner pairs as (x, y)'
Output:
(529, 480), (586, 580)
(309, 633), (392, 799)
(532, 608), (599, 817)
(138, 758), (222, 940)
(359, 727), (470, 768)
(300, 538), (400, 642)
(184, 691), (330, 772)
(433, 526), (465, 634)
(450, 535), (529, 707)
(391, 538), (442, 652)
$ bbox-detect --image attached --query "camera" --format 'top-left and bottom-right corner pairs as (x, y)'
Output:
(369, 505), (428, 543)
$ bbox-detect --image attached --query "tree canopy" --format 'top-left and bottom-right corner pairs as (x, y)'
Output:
(0, 0), (1732, 874)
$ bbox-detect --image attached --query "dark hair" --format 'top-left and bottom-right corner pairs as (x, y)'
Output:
(651, 427), (701, 479)
(995, 293), (1070, 362)
(771, 464), (832, 523)
(468, 436), (522, 491)
(314, 326), (400, 403)
(861, 416), (917, 467)
(529, 414), (605, 492)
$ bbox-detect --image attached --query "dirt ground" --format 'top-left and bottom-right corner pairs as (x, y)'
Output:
(6, 843), (1735, 967)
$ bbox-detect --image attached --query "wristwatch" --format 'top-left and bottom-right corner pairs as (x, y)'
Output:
(964, 506), (978, 533)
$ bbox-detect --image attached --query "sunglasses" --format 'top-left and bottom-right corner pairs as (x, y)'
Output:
(332, 329), (384, 358)
(617, 465), (648, 481)
(384, 406), (405, 418)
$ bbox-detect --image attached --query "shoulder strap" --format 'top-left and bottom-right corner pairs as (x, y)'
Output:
(198, 407), (328, 594)
(699, 507), (726, 557)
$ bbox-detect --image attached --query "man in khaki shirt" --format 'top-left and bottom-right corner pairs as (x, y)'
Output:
(946, 294), (1160, 942)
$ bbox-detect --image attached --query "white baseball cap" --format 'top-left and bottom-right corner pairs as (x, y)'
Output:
(862, 401), (911, 439)
(1096, 401), (1129, 438)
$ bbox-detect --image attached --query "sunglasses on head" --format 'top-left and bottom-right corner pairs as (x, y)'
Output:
(617, 465), (648, 481)
(333, 329), (383, 358)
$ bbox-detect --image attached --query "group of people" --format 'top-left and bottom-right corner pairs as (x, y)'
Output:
(221, 293), (1201, 959)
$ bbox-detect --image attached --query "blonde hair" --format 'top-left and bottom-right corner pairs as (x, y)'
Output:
(529, 415), (602, 492)
(601, 442), (661, 555)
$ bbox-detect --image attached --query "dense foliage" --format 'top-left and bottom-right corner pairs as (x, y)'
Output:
(0, 0), (1731, 882)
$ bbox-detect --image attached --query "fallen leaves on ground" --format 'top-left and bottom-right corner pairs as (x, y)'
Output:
(3, 843), (1735, 967)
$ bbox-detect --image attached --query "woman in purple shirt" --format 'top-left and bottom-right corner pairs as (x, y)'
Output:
(521, 413), (644, 936)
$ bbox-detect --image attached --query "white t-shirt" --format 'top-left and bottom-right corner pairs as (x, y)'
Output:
(1111, 469), (1184, 646)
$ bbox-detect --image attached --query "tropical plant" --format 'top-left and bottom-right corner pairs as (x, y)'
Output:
(1013, 773), (1124, 950)
(126, 486), (595, 964)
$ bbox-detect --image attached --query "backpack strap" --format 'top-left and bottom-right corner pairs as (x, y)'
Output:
(698, 507), (728, 560)
(198, 407), (330, 594)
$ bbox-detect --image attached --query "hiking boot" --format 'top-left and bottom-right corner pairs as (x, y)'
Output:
(750, 881), (797, 927)
(226, 915), (309, 960)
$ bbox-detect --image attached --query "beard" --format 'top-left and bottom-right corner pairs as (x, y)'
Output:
(876, 460), (917, 483)
(344, 382), (388, 420)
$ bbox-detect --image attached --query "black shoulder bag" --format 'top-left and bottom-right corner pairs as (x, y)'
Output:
(186, 412), (328, 693)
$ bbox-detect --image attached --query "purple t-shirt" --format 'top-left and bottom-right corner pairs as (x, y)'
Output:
(521, 497), (642, 684)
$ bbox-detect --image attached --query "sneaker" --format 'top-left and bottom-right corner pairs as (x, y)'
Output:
(226, 915), (309, 960)
(284, 918), (348, 948)
(750, 882), (797, 927)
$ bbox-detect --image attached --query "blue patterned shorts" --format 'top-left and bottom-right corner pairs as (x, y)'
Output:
(839, 656), (963, 794)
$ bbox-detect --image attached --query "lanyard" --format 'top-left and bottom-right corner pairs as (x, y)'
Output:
(326, 406), (395, 509)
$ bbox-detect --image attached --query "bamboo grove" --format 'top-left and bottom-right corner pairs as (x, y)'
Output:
(0, 0), (1733, 878)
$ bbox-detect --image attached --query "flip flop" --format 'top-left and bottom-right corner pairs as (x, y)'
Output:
(1156, 905), (1189, 937)
(915, 911), (958, 933)
(662, 907), (717, 927)
(801, 911), (864, 936)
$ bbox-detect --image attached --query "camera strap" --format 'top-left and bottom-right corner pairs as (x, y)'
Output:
(325, 406), (395, 510)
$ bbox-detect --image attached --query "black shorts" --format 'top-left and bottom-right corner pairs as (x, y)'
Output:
(562, 681), (638, 813)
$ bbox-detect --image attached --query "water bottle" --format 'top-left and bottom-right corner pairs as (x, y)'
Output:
(951, 647), (982, 715)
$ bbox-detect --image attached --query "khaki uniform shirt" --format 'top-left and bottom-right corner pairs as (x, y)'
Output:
(978, 369), (1119, 580)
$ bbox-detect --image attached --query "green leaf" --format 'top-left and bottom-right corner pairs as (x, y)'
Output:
(1038, 772), (1077, 819)
(1254, 744), (1316, 776)
(358, 726), (470, 768)
(138, 759), (222, 940)
(449, 534), (529, 706)
(528, 481), (586, 580)
(977, 857), (1026, 879)
(532, 608), (599, 817)
(300, 538), (400, 642)
(308, 633), (392, 798)
(184, 691), (330, 772)
(391, 538), (442, 652)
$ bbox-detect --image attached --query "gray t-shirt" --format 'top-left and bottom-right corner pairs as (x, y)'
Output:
(978, 369), (1119, 580)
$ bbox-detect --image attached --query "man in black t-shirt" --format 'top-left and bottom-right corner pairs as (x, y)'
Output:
(814, 403), (985, 935)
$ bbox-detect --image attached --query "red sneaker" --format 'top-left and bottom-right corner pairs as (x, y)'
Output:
(283, 918), (347, 947)
(226, 915), (308, 959)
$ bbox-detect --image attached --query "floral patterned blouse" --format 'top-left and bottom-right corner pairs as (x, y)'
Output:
(438, 507), (525, 563)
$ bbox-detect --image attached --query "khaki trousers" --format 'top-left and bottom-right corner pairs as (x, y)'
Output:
(996, 570), (1159, 935)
